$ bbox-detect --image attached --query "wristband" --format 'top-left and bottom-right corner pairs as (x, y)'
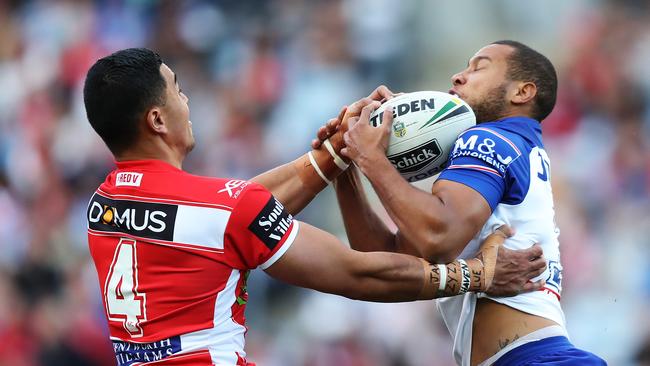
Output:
(458, 259), (471, 294)
(437, 264), (447, 292)
(323, 139), (350, 170)
(307, 151), (331, 185)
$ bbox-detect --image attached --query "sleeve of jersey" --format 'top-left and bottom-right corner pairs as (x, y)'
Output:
(438, 127), (523, 211)
(224, 183), (300, 270)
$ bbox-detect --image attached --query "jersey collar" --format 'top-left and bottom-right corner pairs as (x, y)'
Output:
(494, 116), (541, 133)
(115, 159), (184, 173)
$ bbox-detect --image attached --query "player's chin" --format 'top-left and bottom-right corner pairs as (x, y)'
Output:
(186, 139), (196, 154)
(186, 125), (196, 152)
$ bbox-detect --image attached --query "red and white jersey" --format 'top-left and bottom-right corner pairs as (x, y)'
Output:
(86, 160), (299, 366)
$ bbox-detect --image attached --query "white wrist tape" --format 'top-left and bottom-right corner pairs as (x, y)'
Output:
(458, 259), (471, 294)
(308, 151), (331, 184)
(323, 139), (350, 171)
(437, 264), (447, 292)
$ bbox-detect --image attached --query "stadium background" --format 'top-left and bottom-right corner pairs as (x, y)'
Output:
(0, 0), (647, 364)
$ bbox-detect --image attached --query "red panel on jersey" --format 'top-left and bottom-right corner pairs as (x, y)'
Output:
(224, 184), (297, 270)
(87, 159), (298, 364)
(89, 235), (235, 342)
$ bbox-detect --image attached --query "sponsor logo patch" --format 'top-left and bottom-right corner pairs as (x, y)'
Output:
(116, 172), (143, 187)
(248, 197), (293, 250)
(450, 128), (521, 177)
(218, 179), (250, 199)
(88, 193), (178, 241)
(113, 336), (181, 366)
(387, 140), (442, 174)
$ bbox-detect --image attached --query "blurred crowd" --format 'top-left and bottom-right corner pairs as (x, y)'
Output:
(0, 0), (649, 365)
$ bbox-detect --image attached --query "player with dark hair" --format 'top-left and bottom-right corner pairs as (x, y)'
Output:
(316, 40), (606, 364)
(83, 48), (546, 365)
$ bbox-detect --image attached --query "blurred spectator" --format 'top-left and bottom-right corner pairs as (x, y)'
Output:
(0, 0), (647, 365)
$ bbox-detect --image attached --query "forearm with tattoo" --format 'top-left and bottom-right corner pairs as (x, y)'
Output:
(419, 258), (487, 299)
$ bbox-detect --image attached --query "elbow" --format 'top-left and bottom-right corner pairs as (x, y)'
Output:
(340, 285), (367, 301)
(335, 275), (372, 301)
(418, 221), (463, 264)
(337, 279), (390, 302)
(335, 254), (371, 301)
(422, 248), (459, 264)
(336, 254), (399, 302)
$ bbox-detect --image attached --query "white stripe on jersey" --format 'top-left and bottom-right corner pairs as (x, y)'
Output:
(180, 269), (245, 365)
(447, 164), (501, 177)
(258, 220), (300, 270)
(88, 229), (225, 254)
(178, 221), (300, 364)
(173, 205), (231, 250)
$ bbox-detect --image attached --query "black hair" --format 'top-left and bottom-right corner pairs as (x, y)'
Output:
(83, 48), (166, 154)
(492, 40), (558, 121)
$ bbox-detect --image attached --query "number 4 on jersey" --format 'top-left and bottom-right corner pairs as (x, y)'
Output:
(104, 239), (147, 337)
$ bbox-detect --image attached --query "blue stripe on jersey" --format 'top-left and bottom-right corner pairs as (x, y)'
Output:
(493, 336), (607, 365)
(438, 117), (540, 211)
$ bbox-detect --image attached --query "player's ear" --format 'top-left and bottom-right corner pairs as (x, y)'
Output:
(511, 81), (537, 106)
(145, 106), (168, 135)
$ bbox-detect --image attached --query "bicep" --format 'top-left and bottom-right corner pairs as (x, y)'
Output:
(428, 179), (492, 258)
(263, 221), (360, 296)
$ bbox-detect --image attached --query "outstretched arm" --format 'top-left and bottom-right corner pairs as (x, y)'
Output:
(250, 107), (347, 215)
(250, 159), (324, 216)
(264, 221), (545, 301)
(252, 86), (396, 215)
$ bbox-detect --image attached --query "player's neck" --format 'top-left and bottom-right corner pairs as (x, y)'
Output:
(498, 107), (534, 121)
(115, 142), (185, 170)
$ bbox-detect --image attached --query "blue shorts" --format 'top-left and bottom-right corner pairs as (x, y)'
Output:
(493, 336), (607, 365)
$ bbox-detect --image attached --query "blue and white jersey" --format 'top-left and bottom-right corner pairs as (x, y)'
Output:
(435, 116), (566, 366)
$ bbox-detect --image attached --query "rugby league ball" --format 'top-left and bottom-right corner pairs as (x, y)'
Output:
(369, 91), (476, 182)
